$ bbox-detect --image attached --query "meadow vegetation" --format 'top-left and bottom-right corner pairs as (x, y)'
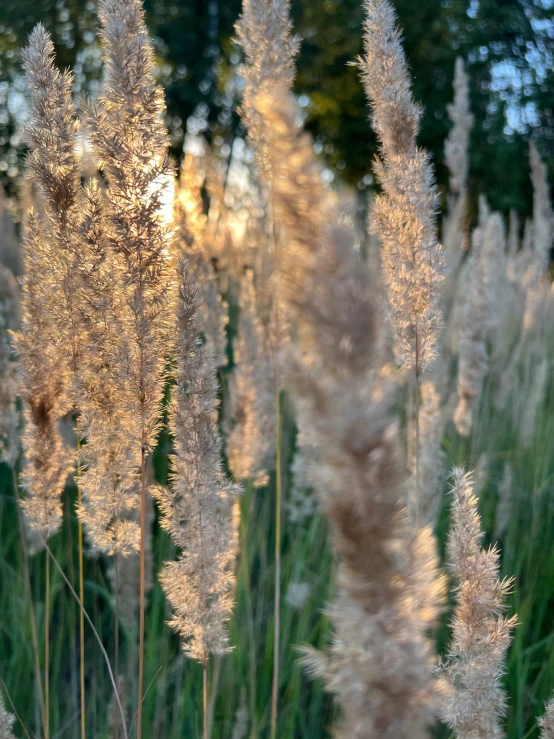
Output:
(0, 0), (554, 738)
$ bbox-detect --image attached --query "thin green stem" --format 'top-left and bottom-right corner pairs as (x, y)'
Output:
(270, 389), (282, 739)
(414, 330), (421, 528)
(203, 654), (209, 739)
(115, 554), (120, 680)
(77, 435), (86, 739)
(240, 479), (259, 736)
(137, 445), (147, 739)
(44, 547), (50, 739)
(414, 369), (421, 528)
(207, 656), (220, 738)
(44, 543), (127, 739)
(1, 679), (32, 739)
(13, 469), (46, 734)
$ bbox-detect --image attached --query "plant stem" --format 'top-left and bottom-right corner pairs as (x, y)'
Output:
(270, 389), (282, 739)
(137, 445), (146, 739)
(1, 679), (32, 739)
(13, 469), (46, 734)
(115, 554), (120, 679)
(414, 371), (421, 527)
(203, 653), (209, 739)
(207, 656), (221, 738)
(44, 543), (127, 739)
(240, 479), (259, 737)
(45, 547), (50, 739)
(77, 437), (86, 739)
(414, 331), (421, 528)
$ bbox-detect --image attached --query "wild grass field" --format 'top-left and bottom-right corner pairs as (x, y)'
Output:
(0, 0), (554, 738)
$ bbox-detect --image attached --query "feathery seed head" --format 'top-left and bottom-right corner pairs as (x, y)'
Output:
(410, 379), (446, 525)
(0, 691), (15, 739)
(108, 674), (127, 739)
(494, 463), (513, 540)
(154, 261), (240, 661)
(87, 0), (177, 459)
(442, 58), (473, 266)
(539, 698), (554, 739)
(22, 24), (81, 218)
(227, 268), (275, 485)
(358, 0), (420, 157)
(23, 22), (85, 385)
(175, 151), (229, 366)
(0, 266), (20, 467)
(266, 82), (448, 738)
(107, 487), (155, 623)
(520, 355), (549, 448)
(529, 143), (553, 279)
(454, 212), (504, 436)
(359, 0), (444, 372)
(442, 467), (516, 739)
(236, 0), (300, 177)
(445, 58), (473, 196)
(230, 690), (249, 739)
(14, 212), (74, 538)
(76, 180), (142, 555)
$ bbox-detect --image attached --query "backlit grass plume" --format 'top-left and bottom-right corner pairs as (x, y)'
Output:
(22, 24), (84, 385)
(14, 212), (74, 538)
(0, 691), (16, 739)
(520, 354), (549, 448)
(85, 0), (177, 728)
(0, 188), (22, 277)
(17, 24), (83, 538)
(0, 266), (20, 467)
(175, 151), (228, 366)
(236, 0), (300, 179)
(230, 690), (249, 739)
(539, 698), (554, 738)
(108, 487), (155, 628)
(76, 181), (141, 554)
(443, 58), (473, 281)
(227, 268), (275, 487)
(412, 379), (446, 524)
(529, 143), (553, 279)
(264, 87), (448, 739)
(86, 0), (176, 462)
(452, 226), (487, 437)
(235, 0), (297, 458)
(441, 467), (516, 738)
(445, 58), (473, 201)
(154, 261), (240, 662)
(358, 0), (444, 372)
(454, 213), (504, 436)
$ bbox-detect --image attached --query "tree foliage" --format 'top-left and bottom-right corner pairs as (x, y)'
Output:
(0, 0), (552, 213)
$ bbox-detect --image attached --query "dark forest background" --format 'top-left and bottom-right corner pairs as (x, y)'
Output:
(0, 0), (553, 216)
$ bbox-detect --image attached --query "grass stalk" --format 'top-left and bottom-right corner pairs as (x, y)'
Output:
(239, 479), (259, 736)
(43, 542), (128, 738)
(114, 553), (120, 680)
(45, 542), (128, 739)
(77, 438), (86, 739)
(207, 655), (221, 738)
(270, 387), (282, 739)
(203, 654), (209, 739)
(1, 679), (33, 739)
(414, 349), (421, 528)
(13, 469), (46, 735)
(44, 545), (50, 739)
(137, 445), (147, 739)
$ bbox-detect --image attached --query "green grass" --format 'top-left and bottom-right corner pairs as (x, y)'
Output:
(2, 354), (554, 738)
(0, 398), (336, 738)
